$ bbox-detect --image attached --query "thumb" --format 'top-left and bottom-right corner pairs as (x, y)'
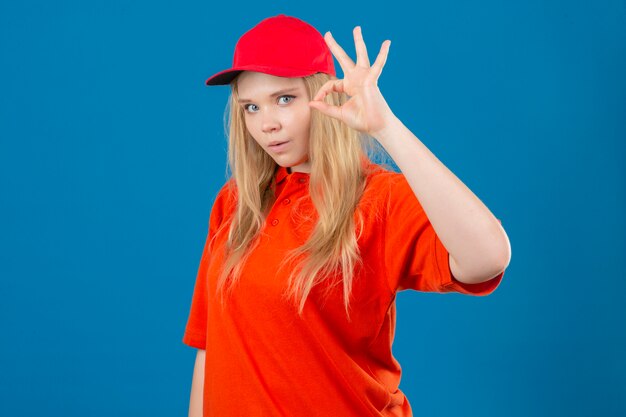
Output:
(308, 100), (342, 121)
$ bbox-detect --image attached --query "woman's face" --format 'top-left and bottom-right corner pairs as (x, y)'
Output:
(236, 71), (312, 173)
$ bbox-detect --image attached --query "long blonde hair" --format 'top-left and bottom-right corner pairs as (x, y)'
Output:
(215, 72), (394, 321)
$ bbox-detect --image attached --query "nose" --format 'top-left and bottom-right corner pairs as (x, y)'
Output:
(261, 108), (281, 134)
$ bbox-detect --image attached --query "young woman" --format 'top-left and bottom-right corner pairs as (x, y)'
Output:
(183, 14), (510, 417)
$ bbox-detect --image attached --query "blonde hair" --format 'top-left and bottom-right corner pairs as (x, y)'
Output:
(214, 72), (394, 321)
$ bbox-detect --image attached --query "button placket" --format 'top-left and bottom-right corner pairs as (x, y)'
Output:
(267, 174), (307, 228)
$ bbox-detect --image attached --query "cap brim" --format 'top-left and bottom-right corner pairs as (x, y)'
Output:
(205, 69), (244, 86)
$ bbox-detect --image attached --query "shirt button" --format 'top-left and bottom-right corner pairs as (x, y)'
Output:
(271, 219), (279, 226)
(298, 178), (306, 183)
(282, 198), (290, 205)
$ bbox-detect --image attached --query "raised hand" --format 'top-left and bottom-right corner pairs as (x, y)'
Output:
(308, 26), (395, 137)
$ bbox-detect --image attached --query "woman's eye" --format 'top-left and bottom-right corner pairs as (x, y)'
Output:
(243, 95), (295, 113)
(278, 95), (295, 104)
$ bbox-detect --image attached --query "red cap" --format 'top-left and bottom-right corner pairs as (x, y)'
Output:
(205, 14), (336, 86)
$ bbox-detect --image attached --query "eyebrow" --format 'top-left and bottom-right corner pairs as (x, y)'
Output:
(238, 87), (301, 104)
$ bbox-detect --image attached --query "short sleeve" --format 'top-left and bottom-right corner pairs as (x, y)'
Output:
(182, 181), (234, 349)
(383, 173), (504, 296)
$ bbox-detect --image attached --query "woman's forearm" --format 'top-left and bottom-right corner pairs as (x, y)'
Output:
(373, 115), (511, 283)
(188, 349), (205, 417)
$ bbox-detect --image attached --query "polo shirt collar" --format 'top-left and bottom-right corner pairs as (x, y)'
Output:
(274, 165), (309, 186)
(273, 158), (376, 186)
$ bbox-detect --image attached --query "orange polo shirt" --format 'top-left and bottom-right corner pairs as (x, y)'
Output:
(183, 161), (505, 416)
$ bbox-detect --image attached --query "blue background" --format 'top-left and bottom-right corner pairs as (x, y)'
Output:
(1, 1), (624, 416)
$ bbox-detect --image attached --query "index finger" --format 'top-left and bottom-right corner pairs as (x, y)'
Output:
(313, 79), (345, 101)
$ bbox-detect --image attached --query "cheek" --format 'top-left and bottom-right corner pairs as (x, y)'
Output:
(294, 108), (312, 136)
(243, 117), (261, 139)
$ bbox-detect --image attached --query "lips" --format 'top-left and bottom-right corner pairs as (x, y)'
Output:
(268, 140), (290, 152)
(269, 140), (289, 147)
